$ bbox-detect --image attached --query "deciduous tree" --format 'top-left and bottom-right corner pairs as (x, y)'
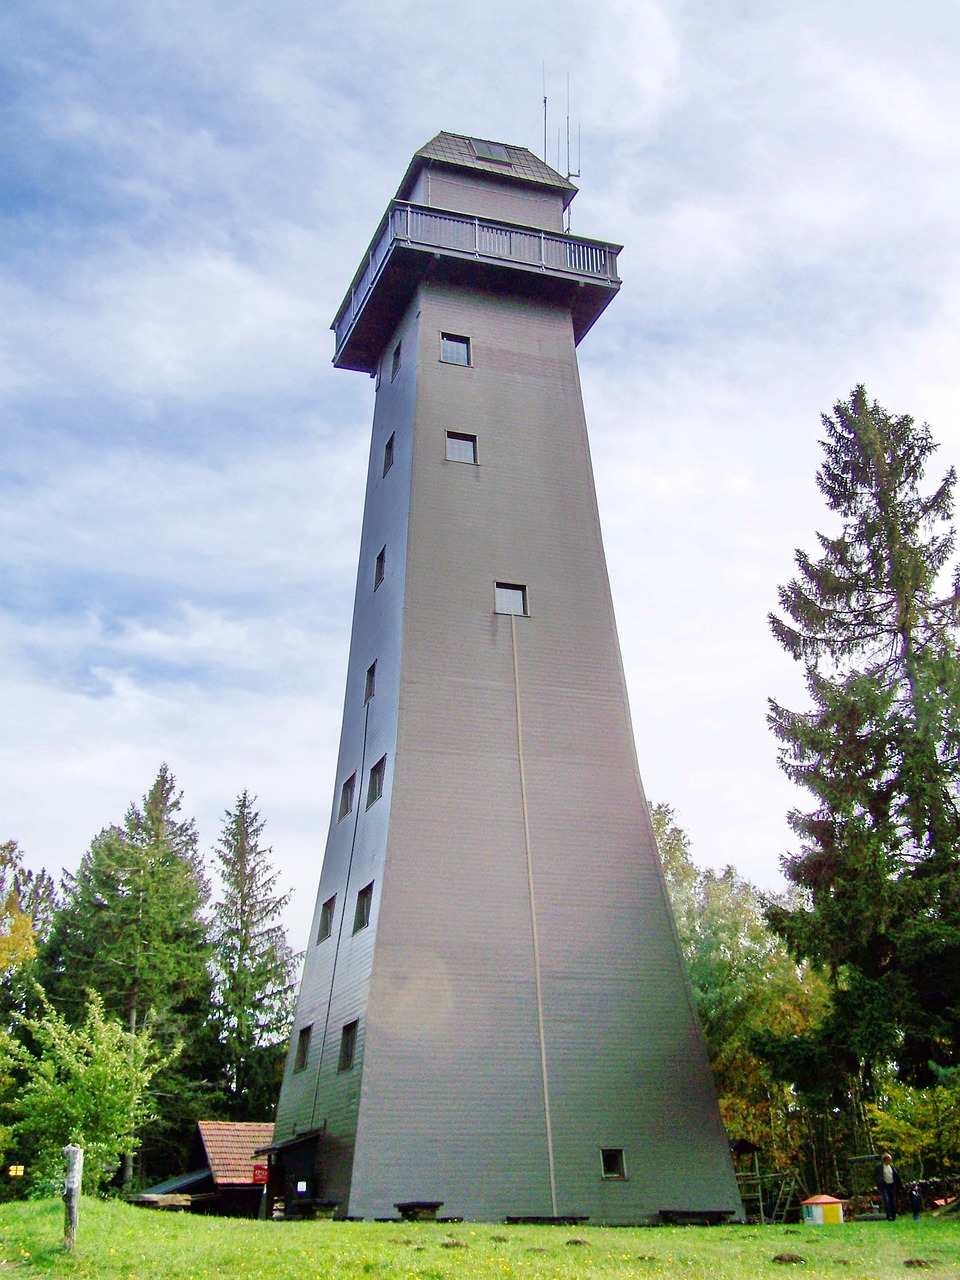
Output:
(866, 1073), (960, 1180)
(653, 804), (829, 1178)
(0, 842), (56, 976)
(3, 989), (176, 1193)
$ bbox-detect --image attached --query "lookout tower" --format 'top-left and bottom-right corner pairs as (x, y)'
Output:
(271, 132), (742, 1224)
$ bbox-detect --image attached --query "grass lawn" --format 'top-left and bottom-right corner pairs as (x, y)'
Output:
(2, 1199), (960, 1279)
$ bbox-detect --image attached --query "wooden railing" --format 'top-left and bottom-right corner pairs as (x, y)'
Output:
(334, 202), (620, 356)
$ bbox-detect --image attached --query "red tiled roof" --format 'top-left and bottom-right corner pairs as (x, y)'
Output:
(197, 1121), (274, 1187)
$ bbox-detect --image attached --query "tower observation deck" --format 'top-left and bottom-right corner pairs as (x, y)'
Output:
(271, 132), (742, 1225)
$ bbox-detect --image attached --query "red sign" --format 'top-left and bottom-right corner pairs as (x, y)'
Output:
(252, 1164), (269, 1185)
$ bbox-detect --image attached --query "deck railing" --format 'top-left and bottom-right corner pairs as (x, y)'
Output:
(334, 202), (620, 357)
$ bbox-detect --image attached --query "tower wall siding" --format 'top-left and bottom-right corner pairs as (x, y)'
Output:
(407, 167), (565, 231)
(275, 138), (742, 1223)
(274, 300), (422, 1201)
(346, 281), (735, 1220)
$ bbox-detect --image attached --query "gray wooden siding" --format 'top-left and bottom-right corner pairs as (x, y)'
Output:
(276, 155), (741, 1223)
(273, 300), (422, 1177)
(407, 168), (565, 232)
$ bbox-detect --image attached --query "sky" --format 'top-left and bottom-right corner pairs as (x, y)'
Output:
(3, 0), (960, 948)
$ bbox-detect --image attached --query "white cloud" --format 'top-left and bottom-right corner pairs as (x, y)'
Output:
(1, 434), (367, 588)
(0, 636), (343, 943)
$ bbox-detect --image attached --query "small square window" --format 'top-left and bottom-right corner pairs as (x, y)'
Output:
(367, 755), (386, 807)
(318, 895), (336, 943)
(495, 582), (528, 616)
(374, 547), (386, 590)
(353, 881), (374, 933)
(338, 1019), (359, 1073)
(364, 661), (377, 702)
(391, 342), (401, 381)
(601, 1148), (626, 1180)
(383, 433), (395, 476)
(446, 432), (478, 465)
(294, 1024), (312, 1073)
(338, 774), (356, 821)
(440, 333), (471, 366)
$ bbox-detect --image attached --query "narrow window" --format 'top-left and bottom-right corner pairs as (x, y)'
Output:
(601, 1148), (626, 1180)
(366, 755), (386, 807)
(374, 546), (386, 589)
(495, 582), (528, 616)
(293, 1025), (312, 1073)
(364, 661), (377, 702)
(446, 432), (478, 465)
(317, 895), (336, 943)
(391, 342), (401, 381)
(338, 1020), (359, 1072)
(440, 333), (471, 366)
(383, 433), (395, 475)
(353, 881), (374, 933)
(338, 773), (356, 821)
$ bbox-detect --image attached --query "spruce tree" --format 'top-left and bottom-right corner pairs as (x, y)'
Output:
(210, 791), (297, 1120)
(41, 765), (209, 1032)
(38, 765), (217, 1183)
(767, 386), (960, 1086)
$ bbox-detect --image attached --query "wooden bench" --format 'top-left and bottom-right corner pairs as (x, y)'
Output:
(395, 1201), (444, 1222)
(658, 1209), (736, 1226)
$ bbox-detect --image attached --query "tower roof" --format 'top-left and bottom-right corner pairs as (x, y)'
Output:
(332, 131), (619, 371)
(396, 132), (578, 209)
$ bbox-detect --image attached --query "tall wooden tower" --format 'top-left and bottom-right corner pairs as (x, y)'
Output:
(271, 133), (742, 1224)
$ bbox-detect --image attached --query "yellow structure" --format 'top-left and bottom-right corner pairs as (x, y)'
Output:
(801, 1195), (844, 1224)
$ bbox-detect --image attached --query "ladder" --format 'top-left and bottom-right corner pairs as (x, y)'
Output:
(769, 1171), (798, 1224)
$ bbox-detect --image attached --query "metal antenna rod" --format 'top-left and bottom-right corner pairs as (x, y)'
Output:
(565, 73), (581, 231)
(566, 73), (571, 177)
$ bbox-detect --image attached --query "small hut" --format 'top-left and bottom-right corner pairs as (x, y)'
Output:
(132, 1121), (274, 1216)
(801, 1194), (845, 1225)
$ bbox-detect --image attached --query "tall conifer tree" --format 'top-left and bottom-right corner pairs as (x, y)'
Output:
(41, 764), (209, 1032)
(767, 387), (960, 1086)
(38, 765), (216, 1183)
(210, 791), (297, 1119)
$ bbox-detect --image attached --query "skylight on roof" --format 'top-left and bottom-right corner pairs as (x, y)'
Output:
(470, 139), (511, 164)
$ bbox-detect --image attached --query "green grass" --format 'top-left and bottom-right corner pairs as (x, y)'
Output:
(2, 1199), (960, 1279)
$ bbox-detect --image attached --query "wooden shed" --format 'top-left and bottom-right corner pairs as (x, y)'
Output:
(132, 1121), (274, 1217)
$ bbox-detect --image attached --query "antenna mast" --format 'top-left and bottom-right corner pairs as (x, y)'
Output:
(564, 74), (580, 232)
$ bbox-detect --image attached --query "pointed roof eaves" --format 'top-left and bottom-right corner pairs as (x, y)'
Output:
(395, 132), (578, 209)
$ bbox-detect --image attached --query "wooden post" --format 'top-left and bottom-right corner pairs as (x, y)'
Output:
(62, 1144), (83, 1250)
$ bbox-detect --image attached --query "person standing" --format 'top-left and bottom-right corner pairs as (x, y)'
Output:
(909, 1182), (923, 1221)
(874, 1152), (904, 1220)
